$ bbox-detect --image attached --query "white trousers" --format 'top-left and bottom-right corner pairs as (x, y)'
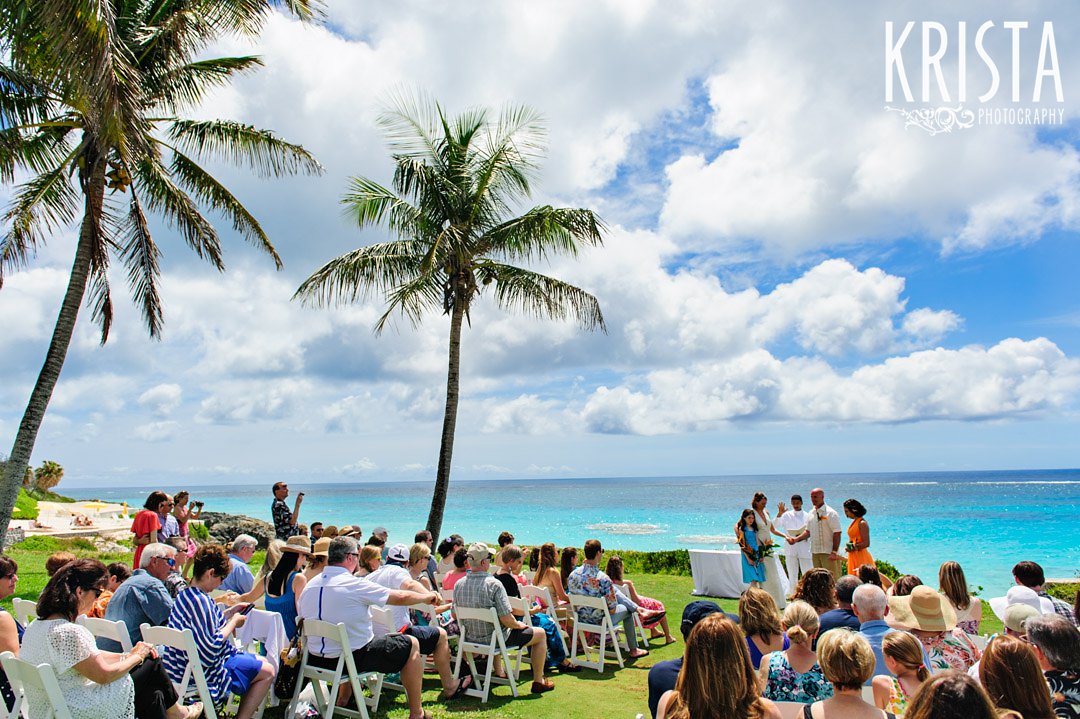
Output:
(784, 550), (814, 591)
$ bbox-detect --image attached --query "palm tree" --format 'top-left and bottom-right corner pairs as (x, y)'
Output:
(0, 0), (325, 537)
(32, 460), (64, 495)
(295, 92), (606, 540)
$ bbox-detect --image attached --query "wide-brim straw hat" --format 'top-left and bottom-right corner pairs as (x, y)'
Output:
(888, 586), (958, 632)
(312, 537), (331, 557)
(988, 585), (1054, 620)
(282, 536), (313, 555)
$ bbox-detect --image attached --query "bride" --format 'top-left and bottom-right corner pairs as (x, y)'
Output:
(750, 492), (788, 609)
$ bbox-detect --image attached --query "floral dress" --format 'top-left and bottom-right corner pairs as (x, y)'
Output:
(885, 676), (910, 716)
(763, 652), (834, 704)
(920, 629), (979, 672)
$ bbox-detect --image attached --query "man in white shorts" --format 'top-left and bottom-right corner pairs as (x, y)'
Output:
(774, 494), (813, 593)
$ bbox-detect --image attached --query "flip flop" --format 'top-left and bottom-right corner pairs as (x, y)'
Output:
(443, 674), (473, 700)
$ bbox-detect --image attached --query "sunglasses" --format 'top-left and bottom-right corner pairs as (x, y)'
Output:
(156, 557), (176, 567)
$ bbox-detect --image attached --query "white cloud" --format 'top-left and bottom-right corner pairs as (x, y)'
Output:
(472, 464), (512, 474)
(138, 384), (183, 418)
(195, 378), (314, 425)
(336, 457), (377, 474)
(133, 421), (181, 443)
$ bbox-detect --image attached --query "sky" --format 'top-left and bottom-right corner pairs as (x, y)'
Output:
(4, 0), (1080, 488)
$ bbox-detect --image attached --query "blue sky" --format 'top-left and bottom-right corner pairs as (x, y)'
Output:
(4, 1), (1080, 488)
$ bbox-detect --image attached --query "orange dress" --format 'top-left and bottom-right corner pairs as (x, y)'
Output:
(846, 519), (873, 575)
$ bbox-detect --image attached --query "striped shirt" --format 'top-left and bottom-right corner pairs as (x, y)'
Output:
(163, 587), (238, 705)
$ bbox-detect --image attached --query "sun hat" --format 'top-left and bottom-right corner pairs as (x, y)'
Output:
(887, 585), (958, 632)
(386, 543), (410, 564)
(466, 542), (495, 566)
(989, 585), (1053, 621)
(341, 525), (362, 537)
(1003, 603), (1040, 634)
(282, 536), (313, 555)
(312, 537), (331, 557)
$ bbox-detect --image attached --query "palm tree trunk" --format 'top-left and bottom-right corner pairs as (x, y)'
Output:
(426, 293), (466, 541)
(0, 152), (106, 539)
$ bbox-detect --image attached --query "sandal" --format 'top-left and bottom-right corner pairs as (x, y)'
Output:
(441, 674), (472, 700)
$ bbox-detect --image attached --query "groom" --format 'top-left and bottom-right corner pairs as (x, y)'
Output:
(794, 487), (842, 579)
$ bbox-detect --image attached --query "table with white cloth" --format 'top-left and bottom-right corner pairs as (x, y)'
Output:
(689, 550), (790, 599)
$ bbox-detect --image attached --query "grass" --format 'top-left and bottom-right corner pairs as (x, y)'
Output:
(1, 538), (1007, 719)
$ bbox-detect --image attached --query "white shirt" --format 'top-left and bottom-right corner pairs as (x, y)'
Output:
(808, 503), (841, 554)
(298, 566), (392, 656)
(366, 563), (413, 633)
(776, 509), (812, 555)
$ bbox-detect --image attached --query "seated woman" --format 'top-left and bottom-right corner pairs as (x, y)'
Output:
(435, 535), (464, 575)
(740, 587), (789, 670)
(889, 575), (923, 598)
(871, 629), (927, 717)
(303, 538), (329, 582)
(533, 543), (569, 607)
(903, 672), (1020, 719)
(858, 565), (893, 593)
(559, 546), (579, 590)
(20, 558), (201, 719)
(888, 586), (980, 673)
(979, 635), (1057, 719)
(793, 568), (837, 615)
(804, 629), (890, 719)
(355, 545), (381, 577)
(263, 536), (310, 640)
(605, 555), (675, 644)
(761, 601), (833, 705)
(939, 561), (981, 635)
(656, 613), (782, 719)
(0, 554), (22, 711)
(164, 546), (275, 719)
(441, 548), (467, 589)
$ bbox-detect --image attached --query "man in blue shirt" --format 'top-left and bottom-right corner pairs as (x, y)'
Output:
(818, 575), (863, 640)
(220, 534), (257, 594)
(101, 543), (176, 650)
(854, 583), (930, 683)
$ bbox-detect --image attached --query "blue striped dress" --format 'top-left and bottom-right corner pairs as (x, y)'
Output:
(163, 587), (238, 705)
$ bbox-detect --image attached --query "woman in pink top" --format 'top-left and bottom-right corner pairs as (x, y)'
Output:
(441, 548), (468, 589)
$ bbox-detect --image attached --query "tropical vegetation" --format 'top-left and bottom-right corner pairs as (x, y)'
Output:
(0, 0), (325, 537)
(295, 92), (607, 540)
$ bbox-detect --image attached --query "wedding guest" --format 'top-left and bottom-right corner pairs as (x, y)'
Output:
(803, 630), (884, 719)
(647, 601), (727, 718)
(606, 555), (674, 643)
(567, 539), (653, 660)
(889, 585), (980, 672)
(761, 601), (832, 705)
(441, 548), (468, 590)
(46, 551), (76, 577)
(1012, 561), (1078, 626)
(751, 492), (786, 608)
(533, 542), (570, 607)
(131, 491), (167, 569)
(903, 672), (1014, 719)
(304, 537), (330, 581)
(891, 575), (923, 597)
(436, 535), (464, 575)
(355, 545), (381, 577)
(0, 555), (21, 711)
(155, 495), (180, 546)
(979, 634), (1056, 719)
(843, 499), (874, 576)
(775, 495), (814, 593)
(819, 575), (863, 638)
(872, 630), (929, 716)
(102, 544), (176, 650)
(89, 562), (131, 618)
(740, 587), (788, 670)
(793, 568), (837, 615)
(164, 546), (274, 719)
(220, 535), (257, 594)
(263, 536), (310, 639)
(560, 546), (579, 590)
(270, 482), (302, 541)
(1025, 614), (1080, 718)
(494, 530), (515, 564)
(23, 558), (202, 719)
(656, 614), (782, 719)
(170, 492), (201, 578)
(939, 561), (982, 635)
(858, 565), (894, 593)
(854, 584), (930, 682)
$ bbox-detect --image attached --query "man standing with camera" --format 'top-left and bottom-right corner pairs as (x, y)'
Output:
(271, 481), (304, 540)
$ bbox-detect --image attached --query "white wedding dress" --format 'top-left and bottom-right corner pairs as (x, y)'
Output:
(754, 509), (788, 609)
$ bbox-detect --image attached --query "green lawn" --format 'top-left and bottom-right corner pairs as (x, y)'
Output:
(1, 538), (1005, 719)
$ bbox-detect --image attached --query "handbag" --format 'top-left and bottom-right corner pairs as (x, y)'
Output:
(273, 618), (304, 700)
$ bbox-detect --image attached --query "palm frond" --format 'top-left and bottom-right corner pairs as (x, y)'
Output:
(86, 260), (114, 344)
(341, 176), (426, 238)
(478, 206), (604, 262)
(118, 186), (163, 337)
(0, 123), (76, 183)
(377, 86), (445, 162)
(294, 240), (427, 308)
(0, 149), (81, 276)
(168, 119), (324, 177)
(0, 64), (61, 128)
(475, 262), (606, 332)
(374, 270), (445, 332)
(133, 155), (224, 271)
(169, 144), (281, 268)
(147, 56), (263, 112)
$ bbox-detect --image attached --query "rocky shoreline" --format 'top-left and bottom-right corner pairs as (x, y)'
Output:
(197, 511), (275, 549)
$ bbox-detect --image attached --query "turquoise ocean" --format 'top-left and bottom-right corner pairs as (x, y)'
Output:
(71, 469), (1080, 596)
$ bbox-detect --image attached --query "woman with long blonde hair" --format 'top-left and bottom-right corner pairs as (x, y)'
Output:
(761, 601), (832, 704)
(938, 561), (981, 635)
(657, 614), (781, 719)
(872, 630), (929, 716)
(740, 587), (789, 670)
(979, 635), (1057, 719)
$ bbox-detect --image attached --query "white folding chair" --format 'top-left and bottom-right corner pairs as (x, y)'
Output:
(567, 594), (625, 672)
(10, 599), (36, 629)
(140, 624), (220, 719)
(967, 633), (989, 651)
(287, 619), (383, 719)
(862, 684), (877, 703)
(522, 570), (535, 584)
(0, 651), (72, 719)
(520, 585), (569, 657)
(433, 572), (446, 588)
(77, 615), (133, 652)
(451, 606), (519, 703)
(438, 586), (454, 602)
(366, 608), (405, 695)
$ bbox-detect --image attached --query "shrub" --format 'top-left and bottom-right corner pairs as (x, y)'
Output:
(12, 536), (63, 552)
(14, 489), (37, 520)
(1044, 581), (1080, 602)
